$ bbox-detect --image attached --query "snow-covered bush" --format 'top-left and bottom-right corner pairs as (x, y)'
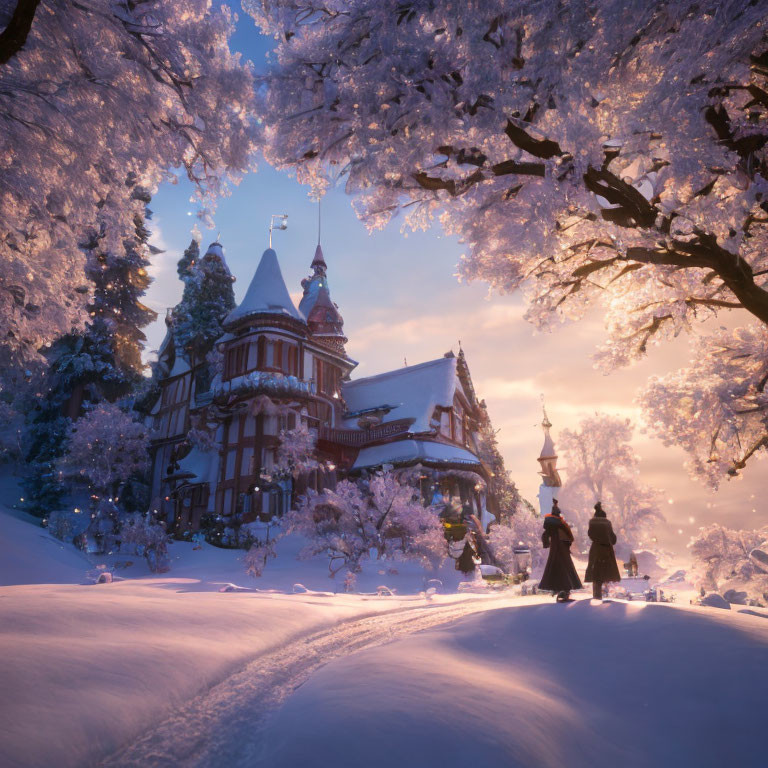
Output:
(45, 509), (89, 543)
(56, 404), (151, 551)
(57, 404), (150, 497)
(488, 509), (546, 573)
(244, 540), (277, 578)
(121, 515), (169, 573)
(690, 524), (768, 594)
(261, 472), (447, 578)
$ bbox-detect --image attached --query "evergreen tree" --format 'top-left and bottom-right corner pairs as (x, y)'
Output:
(21, 185), (158, 517)
(172, 241), (235, 389)
(176, 239), (200, 281)
(84, 183), (158, 382)
(21, 332), (129, 516)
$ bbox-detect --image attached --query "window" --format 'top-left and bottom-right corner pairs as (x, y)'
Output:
(440, 410), (451, 438)
(241, 446), (255, 477)
(225, 450), (237, 480)
(315, 358), (339, 396)
(453, 406), (464, 443)
(225, 344), (248, 379)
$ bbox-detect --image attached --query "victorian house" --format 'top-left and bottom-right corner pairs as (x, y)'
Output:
(147, 238), (507, 535)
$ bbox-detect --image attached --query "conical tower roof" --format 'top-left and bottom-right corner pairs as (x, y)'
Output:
(539, 406), (556, 459)
(311, 243), (327, 272)
(224, 248), (304, 328)
(299, 243), (331, 318)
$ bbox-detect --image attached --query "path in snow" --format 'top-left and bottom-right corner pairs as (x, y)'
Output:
(100, 594), (521, 768)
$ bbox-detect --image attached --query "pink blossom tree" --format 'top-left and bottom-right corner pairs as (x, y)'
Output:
(0, 0), (259, 376)
(558, 413), (664, 555)
(251, 0), (768, 484)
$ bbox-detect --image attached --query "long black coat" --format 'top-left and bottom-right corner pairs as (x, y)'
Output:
(584, 516), (621, 584)
(539, 514), (583, 593)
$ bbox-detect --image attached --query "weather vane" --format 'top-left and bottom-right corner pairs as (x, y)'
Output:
(269, 214), (288, 247)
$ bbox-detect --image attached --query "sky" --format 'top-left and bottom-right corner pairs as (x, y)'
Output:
(143, 6), (767, 557)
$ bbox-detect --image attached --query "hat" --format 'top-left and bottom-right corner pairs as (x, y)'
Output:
(594, 501), (606, 517)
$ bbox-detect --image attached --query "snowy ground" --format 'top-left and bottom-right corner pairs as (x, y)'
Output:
(2, 491), (767, 768)
(255, 599), (768, 768)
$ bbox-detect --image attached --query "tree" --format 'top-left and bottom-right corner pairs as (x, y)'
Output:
(558, 413), (663, 555)
(83, 184), (158, 381)
(251, 0), (768, 483)
(689, 523), (768, 595)
(56, 403), (151, 547)
(21, 330), (133, 515)
(172, 240), (236, 376)
(488, 504), (546, 572)
(286, 472), (446, 576)
(0, 0), (259, 376)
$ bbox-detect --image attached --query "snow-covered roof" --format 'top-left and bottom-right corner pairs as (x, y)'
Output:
(299, 271), (329, 318)
(224, 248), (304, 327)
(352, 439), (481, 470)
(342, 356), (458, 434)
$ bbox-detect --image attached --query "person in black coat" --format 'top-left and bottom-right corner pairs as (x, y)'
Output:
(539, 500), (583, 601)
(584, 501), (621, 600)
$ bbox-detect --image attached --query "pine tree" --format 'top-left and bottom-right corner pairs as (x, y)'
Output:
(84, 183), (158, 382)
(172, 241), (235, 389)
(21, 186), (157, 517)
(21, 332), (129, 516)
(177, 239), (200, 281)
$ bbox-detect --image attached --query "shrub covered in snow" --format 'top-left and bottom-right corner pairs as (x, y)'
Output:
(244, 539), (277, 578)
(690, 524), (768, 601)
(488, 509), (546, 574)
(120, 515), (169, 573)
(288, 472), (447, 576)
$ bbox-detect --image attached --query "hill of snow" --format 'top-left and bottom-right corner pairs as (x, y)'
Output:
(0, 505), (92, 586)
(257, 600), (768, 768)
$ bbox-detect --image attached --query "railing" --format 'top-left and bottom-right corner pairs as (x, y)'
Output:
(319, 419), (413, 447)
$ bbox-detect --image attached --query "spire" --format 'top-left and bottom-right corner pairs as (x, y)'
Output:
(306, 284), (347, 353)
(539, 404), (556, 459)
(224, 247), (304, 328)
(300, 239), (330, 317)
(311, 243), (327, 273)
(537, 402), (561, 515)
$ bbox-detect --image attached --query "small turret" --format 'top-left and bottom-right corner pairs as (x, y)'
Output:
(306, 285), (347, 353)
(224, 247), (304, 329)
(537, 405), (562, 516)
(299, 243), (330, 318)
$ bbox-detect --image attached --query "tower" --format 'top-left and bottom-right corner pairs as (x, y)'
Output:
(537, 405), (561, 516)
(299, 239), (348, 356)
